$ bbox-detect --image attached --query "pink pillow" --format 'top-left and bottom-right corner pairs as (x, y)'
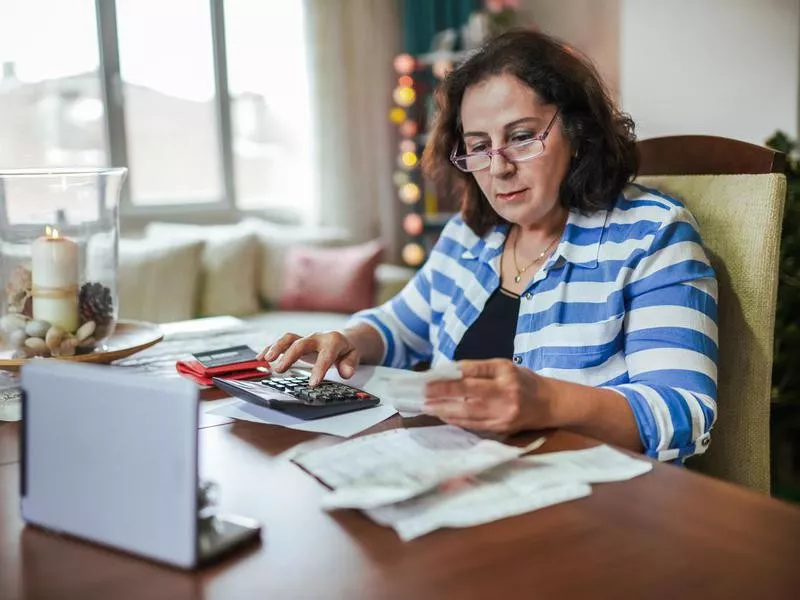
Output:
(278, 240), (384, 313)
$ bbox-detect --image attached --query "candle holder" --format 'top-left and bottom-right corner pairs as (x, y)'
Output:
(0, 168), (127, 359)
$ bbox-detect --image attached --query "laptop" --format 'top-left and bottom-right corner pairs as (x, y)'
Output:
(19, 360), (261, 569)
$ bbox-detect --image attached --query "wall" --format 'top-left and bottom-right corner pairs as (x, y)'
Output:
(621, 0), (800, 144)
(521, 0), (621, 101)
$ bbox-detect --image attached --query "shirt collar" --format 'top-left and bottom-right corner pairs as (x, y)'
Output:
(461, 222), (510, 262)
(459, 208), (608, 270)
(547, 208), (609, 270)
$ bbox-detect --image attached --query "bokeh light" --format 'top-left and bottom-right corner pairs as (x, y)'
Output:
(398, 75), (413, 87)
(403, 213), (424, 237)
(393, 86), (416, 107)
(402, 243), (426, 266)
(393, 170), (410, 186)
(400, 151), (418, 169)
(393, 53), (416, 75)
(400, 120), (419, 138)
(399, 182), (421, 204)
(399, 139), (416, 153)
(388, 107), (407, 124)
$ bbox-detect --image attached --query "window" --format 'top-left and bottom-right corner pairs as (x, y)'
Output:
(0, 0), (106, 169)
(0, 0), (313, 219)
(116, 0), (223, 205)
(224, 0), (313, 213)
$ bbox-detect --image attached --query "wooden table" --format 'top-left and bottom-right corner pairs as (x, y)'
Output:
(2, 409), (800, 599)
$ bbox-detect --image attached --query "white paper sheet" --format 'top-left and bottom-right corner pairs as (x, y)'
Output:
(206, 399), (397, 438)
(518, 444), (653, 484)
(293, 425), (545, 509)
(376, 363), (463, 415)
(319, 364), (462, 416)
(363, 445), (651, 541)
(289, 364), (461, 417)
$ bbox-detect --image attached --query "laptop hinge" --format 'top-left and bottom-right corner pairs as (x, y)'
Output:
(20, 389), (27, 498)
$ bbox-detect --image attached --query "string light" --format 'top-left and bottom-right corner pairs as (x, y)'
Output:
(399, 140), (416, 153)
(400, 120), (418, 138)
(402, 243), (426, 266)
(393, 171), (410, 187)
(399, 182), (421, 204)
(389, 107), (407, 124)
(403, 213), (424, 237)
(393, 86), (416, 107)
(391, 53), (424, 267)
(400, 151), (418, 169)
(393, 53), (416, 75)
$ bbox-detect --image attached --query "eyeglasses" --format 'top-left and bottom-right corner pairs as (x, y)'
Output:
(450, 109), (561, 173)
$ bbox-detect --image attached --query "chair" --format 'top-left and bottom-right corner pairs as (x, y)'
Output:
(636, 135), (787, 493)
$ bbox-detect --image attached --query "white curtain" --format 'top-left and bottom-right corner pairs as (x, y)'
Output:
(303, 0), (401, 258)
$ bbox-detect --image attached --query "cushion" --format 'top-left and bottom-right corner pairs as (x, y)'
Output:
(278, 240), (384, 313)
(144, 222), (260, 317)
(118, 237), (204, 323)
(240, 217), (351, 307)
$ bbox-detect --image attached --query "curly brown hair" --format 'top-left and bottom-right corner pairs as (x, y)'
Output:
(421, 30), (638, 236)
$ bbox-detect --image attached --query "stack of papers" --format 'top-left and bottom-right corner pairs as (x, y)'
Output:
(293, 426), (652, 541)
(205, 364), (464, 437)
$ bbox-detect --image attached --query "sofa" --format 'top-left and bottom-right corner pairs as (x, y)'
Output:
(115, 218), (416, 337)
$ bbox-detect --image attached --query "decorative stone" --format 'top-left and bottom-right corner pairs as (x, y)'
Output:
(1, 313), (28, 334)
(56, 336), (78, 357)
(45, 326), (66, 351)
(75, 320), (96, 343)
(24, 337), (48, 355)
(24, 320), (51, 339)
(8, 329), (27, 349)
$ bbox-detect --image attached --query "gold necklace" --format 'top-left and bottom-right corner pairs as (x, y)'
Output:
(511, 227), (561, 283)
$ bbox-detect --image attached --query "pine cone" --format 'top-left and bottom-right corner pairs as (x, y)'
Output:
(79, 282), (114, 327)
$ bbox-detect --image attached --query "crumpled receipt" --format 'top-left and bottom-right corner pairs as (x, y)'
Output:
(292, 425), (545, 510)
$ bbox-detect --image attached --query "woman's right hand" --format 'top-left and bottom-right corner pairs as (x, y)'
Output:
(258, 331), (360, 387)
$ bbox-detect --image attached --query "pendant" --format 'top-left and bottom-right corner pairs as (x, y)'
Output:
(514, 275), (521, 283)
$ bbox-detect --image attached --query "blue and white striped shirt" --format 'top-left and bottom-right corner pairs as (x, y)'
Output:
(349, 184), (718, 461)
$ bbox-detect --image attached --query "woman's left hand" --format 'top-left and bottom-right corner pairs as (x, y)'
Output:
(423, 359), (555, 434)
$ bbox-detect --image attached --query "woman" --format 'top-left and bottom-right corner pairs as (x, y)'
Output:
(261, 30), (718, 462)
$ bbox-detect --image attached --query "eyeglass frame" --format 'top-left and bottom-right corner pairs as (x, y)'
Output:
(449, 109), (561, 173)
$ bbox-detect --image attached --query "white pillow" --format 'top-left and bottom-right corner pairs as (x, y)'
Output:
(144, 222), (260, 317)
(118, 237), (204, 323)
(239, 217), (351, 307)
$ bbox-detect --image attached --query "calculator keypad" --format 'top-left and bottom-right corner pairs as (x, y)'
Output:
(261, 373), (375, 405)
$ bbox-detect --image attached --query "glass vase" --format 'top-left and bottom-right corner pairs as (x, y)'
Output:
(0, 168), (127, 359)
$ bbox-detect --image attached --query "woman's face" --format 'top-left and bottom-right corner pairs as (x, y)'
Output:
(459, 74), (572, 228)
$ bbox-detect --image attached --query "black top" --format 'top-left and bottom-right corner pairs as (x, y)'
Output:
(454, 287), (520, 361)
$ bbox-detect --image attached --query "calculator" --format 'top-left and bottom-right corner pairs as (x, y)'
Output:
(212, 370), (381, 420)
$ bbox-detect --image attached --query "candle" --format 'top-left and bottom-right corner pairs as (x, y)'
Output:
(32, 226), (79, 332)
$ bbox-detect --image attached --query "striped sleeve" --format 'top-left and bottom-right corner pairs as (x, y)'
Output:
(345, 249), (437, 370)
(602, 205), (719, 462)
